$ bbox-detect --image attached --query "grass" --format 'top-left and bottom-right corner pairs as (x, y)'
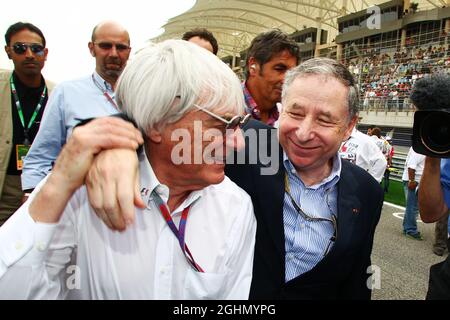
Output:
(382, 179), (406, 207)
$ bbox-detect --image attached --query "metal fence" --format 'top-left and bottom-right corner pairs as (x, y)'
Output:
(390, 149), (407, 182)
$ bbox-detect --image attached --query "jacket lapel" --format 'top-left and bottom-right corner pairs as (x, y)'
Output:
(253, 145), (286, 258)
(333, 160), (361, 254)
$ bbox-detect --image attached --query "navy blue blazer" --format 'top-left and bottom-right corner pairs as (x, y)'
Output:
(225, 120), (383, 300)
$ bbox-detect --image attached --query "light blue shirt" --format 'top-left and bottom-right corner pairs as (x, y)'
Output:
(441, 159), (450, 209)
(283, 153), (341, 282)
(22, 72), (119, 190)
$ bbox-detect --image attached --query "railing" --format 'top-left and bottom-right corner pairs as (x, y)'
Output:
(360, 97), (415, 112)
(390, 150), (408, 182)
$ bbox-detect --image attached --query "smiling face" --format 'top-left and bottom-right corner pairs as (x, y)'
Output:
(147, 105), (245, 190)
(5, 29), (47, 79)
(279, 74), (357, 178)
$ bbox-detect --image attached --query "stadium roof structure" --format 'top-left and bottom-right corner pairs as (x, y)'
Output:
(152, 0), (449, 58)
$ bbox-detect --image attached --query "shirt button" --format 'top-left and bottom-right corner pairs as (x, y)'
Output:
(36, 242), (46, 252)
(291, 169), (296, 174)
(5, 140), (10, 144)
(15, 241), (23, 251)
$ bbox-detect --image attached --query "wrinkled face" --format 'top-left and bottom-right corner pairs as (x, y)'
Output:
(88, 27), (131, 81)
(249, 49), (297, 110)
(188, 36), (214, 54)
(5, 29), (47, 78)
(152, 105), (245, 189)
(279, 75), (357, 174)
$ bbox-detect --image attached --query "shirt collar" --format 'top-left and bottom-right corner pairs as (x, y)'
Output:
(12, 71), (45, 90)
(283, 152), (342, 190)
(93, 71), (114, 93)
(242, 81), (279, 127)
(139, 149), (202, 215)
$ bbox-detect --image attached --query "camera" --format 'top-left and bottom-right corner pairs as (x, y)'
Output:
(410, 74), (450, 158)
(412, 110), (450, 158)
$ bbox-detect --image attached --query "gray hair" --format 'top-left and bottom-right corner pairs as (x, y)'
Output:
(281, 57), (359, 120)
(115, 39), (245, 131)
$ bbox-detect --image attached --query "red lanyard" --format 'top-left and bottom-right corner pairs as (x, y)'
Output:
(91, 74), (118, 110)
(152, 190), (204, 273)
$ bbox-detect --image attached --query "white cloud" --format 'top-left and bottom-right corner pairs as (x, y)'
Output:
(0, 0), (195, 82)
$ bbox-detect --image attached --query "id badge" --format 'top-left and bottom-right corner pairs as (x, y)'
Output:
(16, 144), (30, 171)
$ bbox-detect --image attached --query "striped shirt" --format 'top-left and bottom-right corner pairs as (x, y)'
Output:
(242, 81), (279, 127)
(283, 153), (341, 282)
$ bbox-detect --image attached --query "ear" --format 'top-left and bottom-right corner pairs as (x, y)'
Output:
(248, 57), (258, 76)
(148, 128), (162, 144)
(342, 115), (358, 141)
(43, 48), (49, 61)
(4, 46), (12, 59)
(88, 42), (95, 57)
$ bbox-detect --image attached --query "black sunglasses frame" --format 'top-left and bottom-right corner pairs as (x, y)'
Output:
(11, 43), (45, 55)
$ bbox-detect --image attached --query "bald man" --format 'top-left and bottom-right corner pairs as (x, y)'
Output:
(21, 21), (132, 193)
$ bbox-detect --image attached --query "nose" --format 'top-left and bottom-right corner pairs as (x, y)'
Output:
(294, 117), (315, 142)
(24, 47), (34, 59)
(109, 45), (119, 57)
(225, 127), (245, 152)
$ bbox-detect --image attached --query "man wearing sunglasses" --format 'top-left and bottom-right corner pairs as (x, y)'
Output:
(21, 21), (131, 198)
(0, 22), (55, 226)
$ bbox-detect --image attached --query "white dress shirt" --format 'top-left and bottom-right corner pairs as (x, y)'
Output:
(0, 151), (256, 299)
(339, 128), (387, 182)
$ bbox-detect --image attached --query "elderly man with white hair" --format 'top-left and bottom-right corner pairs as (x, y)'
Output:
(0, 40), (256, 299)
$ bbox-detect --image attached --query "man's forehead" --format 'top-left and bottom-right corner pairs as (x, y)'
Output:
(10, 29), (43, 45)
(94, 26), (130, 43)
(267, 50), (298, 64)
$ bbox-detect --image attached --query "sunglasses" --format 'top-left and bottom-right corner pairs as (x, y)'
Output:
(11, 43), (45, 55)
(94, 42), (130, 52)
(193, 104), (251, 130)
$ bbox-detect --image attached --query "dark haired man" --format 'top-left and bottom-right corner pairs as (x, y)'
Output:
(0, 22), (55, 225)
(182, 28), (218, 55)
(244, 30), (299, 126)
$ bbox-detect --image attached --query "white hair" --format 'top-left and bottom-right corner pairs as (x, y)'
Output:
(115, 39), (245, 131)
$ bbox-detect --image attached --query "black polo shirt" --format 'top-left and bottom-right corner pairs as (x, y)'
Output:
(7, 72), (48, 175)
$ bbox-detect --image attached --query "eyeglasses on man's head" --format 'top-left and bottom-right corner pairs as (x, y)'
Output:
(94, 42), (131, 52)
(193, 104), (251, 130)
(11, 42), (45, 55)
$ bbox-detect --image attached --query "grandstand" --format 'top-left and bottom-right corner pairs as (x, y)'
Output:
(153, 0), (450, 147)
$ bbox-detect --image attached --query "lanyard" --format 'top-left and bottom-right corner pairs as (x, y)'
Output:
(284, 173), (337, 256)
(151, 190), (204, 273)
(10, 75), (47, 145)
(91, 74), (118, 110)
